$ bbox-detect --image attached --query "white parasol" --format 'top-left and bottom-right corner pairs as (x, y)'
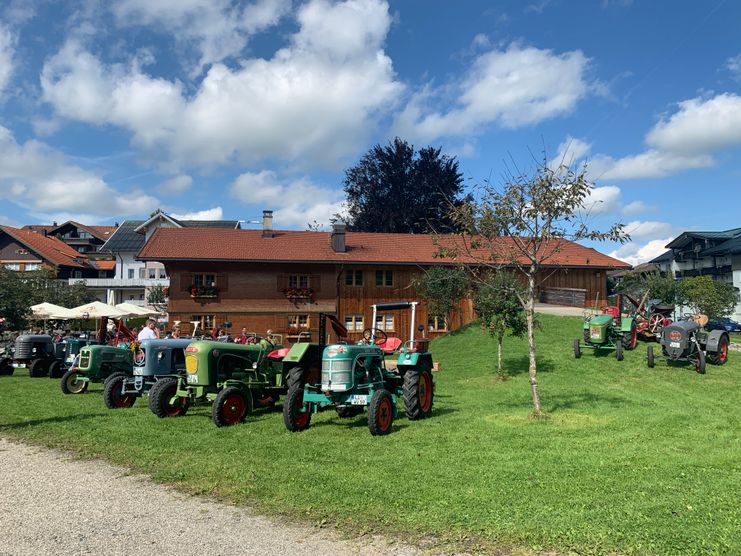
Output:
(30, 302), (74, 320)
(115, 302), (159, 316)
(57, 301), (129, 320)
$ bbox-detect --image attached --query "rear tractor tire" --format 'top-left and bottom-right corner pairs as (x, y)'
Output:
(622, 324), (638, 350)
(29, 358), (50, 378)
(615, 341), (624, 361)
(403, 368), (434, 420)
(283, 386), (311, 432)
(60, 369), (88, 395)
(647, 346), (655, 368)
(48, 360), (66, 379)
(212, 386), (251, 427)
(103, 374), (136, 409)
(708, 335), (730, 366)
(573, 339), (581, 359)
(149, 377), (189, 418)
(368, 389), (394, 436)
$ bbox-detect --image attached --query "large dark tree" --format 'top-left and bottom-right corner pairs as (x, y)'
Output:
(342, 137), (467, 233)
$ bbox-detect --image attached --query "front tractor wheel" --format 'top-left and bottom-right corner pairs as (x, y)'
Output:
(149, 377), (189, 418)
(622, 324), (638, 350)
(403, 368), (434, 420)
(283, 387), (311, 432)
(29, 358), (50, 378)
(212, 387), (251, 427)
(695, 350), (706, 375)
(615, 341), (624, 361)
(60, 369), (88, 394)
(0, 358), (14, 375)
(103, 374), (136, 409)
(647, 346), (655, 368)
(573, 339), (581, 359)
(368, 389), (394, 436)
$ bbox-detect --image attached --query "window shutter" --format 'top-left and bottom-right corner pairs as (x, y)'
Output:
(180, 273), (192, 291)
(277, 274), (286, 292)
(310, 274), (321, 293)
(217, 273), (228, 292)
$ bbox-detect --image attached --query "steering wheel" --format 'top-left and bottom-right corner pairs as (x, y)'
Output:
(361, 328), (388, 346)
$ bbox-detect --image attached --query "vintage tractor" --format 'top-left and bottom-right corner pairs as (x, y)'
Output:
(623, 292), (674, 342)
(0, 342), (14, 375)
(646, 315), (730, 373)
(573, 294), (637, 361)
(60, 344), (133, 394)
(103, 338), (191, 409)
(12, 334), (68, 378)
(283, 301), (434, 436)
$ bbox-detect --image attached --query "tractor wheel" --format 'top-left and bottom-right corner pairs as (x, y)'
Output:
(368, 389), (394, 436)
(103, 374), (136, 409)
(283, 386), (311, 432)
(60, 369), (88, 395)
(622, 324), (638, 350)
(0, 358), (14, 375)
(336, 406), (363, 419)
(708, 335), (729, 366)
(48, 361), (65, 379)
(286, 363), (320, 391)
(149, 377), (189, 418)
(647, 346), (655, 368)
(403, 368), (434, 420)
(694, 350), (706, 375)
(29, 358), (50, 378)
(615, 341), (624, 361)
(573, 340), (581, 359)
(212, 387), (251, 427)
(583, 330), (590, 343)
(103, 371), (127, 385)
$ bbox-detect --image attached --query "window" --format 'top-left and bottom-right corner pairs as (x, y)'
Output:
(428, 316), (447, 332)
(4, 263), (20, 270)
(345, 270), (363, 286)
(288, 274), (309, 289)
(148, 268), (156, 279)
(158, 269), (167, 279)
(375, 270), (393, 287)
(24, 263), (41, 271)
(98, 271), (107, 278)
(139, 268), (147, 279)
(128, 268), (135, 279)
(194, 273), (216, 287)
(344, 314), (364, 332)
(73, 271), (82, 278)
(375, 314), (394, 331)
(287, 314), (309, 330)
(192, 315), (215, 330)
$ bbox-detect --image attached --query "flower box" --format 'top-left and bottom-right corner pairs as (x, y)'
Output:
(190, 285), (218, 298)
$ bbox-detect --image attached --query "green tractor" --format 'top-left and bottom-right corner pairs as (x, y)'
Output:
(60, 344), (134, 394)
(573, 293), (638, 361)
(283, 301), (434, 436)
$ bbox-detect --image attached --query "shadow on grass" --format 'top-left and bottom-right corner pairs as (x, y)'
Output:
(545, 392), (629, 412)
(501, 356), (557, 377)
(0, 412), (108, 429)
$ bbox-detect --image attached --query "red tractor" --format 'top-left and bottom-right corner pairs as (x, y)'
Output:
(623, 293), (674, 342)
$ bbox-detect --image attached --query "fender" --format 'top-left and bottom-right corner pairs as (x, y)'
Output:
(705, 330), (728, 353)
(620, 317), (635, 333)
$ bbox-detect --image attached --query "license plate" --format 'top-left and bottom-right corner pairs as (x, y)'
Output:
(186, 374), (199, 384)
(133, 367), (144, 376)
(590, 327), (601, 339)
(669, 341), (681, 348)
(350, 395), (367, 406)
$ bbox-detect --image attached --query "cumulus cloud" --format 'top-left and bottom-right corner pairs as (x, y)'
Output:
(112, 0), (291, 72)
(623, 220), (676, 240)
(394, 44), (591, 142)
(0, 24), (14, 96)
(581, 185), (621, 215)
(590, 93), (741, 180)
(159, 174), (193, 193)
(41, 0), (403, 171)
(0, 125), (159, 220)
(169, 207), (224, 220)
(622, 200), (652, 215)
(549, 135), (591, 169)
(609, 237), (673, 266)
(726, 53), (741, 81)
(231, 170), (344, 228)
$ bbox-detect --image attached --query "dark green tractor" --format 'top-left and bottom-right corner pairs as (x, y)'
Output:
(573, 294), (637, 361)
(60, 344), (133, 394)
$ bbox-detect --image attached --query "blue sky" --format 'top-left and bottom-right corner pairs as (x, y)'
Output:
(0, 0), (740, 264)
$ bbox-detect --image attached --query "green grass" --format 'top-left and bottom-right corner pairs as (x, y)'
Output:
(1, 314), (739, 555)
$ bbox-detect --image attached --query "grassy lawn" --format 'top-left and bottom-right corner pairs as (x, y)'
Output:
(1, 313), (739, 555)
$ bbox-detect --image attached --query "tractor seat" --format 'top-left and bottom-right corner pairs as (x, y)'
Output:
(602, 306), (620, 318)
(380, 337), (403, 354)
(268, 348), (290, 360)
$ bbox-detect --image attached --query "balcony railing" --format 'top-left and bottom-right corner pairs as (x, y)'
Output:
(68, 277), (170, 287)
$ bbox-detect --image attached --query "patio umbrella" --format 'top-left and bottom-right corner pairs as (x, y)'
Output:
(30, 302), (74, 320)
(115, 303), (158, 316)
(60, 301), (129, 320)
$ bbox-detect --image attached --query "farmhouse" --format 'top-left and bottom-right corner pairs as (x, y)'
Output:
(137, 213), (629, 341)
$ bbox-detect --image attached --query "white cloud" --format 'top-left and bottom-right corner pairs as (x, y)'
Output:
(0, 125), (159, 220)
(550, 135), (590, 169)
(589, 93), (741, 180)
(609, 237), (673, 266)
(159, 174), (193, 193)
(112, 0), (291, 72)
(169, 207), (223, 220)
(726, 53), (741, 81)
(394, 44), (591, 142)
(622, 200), (652, 215)
(623, 220), (675, 240)
(0, 24), (14, 96)
(581, 185), (621, 215)
(231, 170), (344, 228)
(41, 0), (403, 171)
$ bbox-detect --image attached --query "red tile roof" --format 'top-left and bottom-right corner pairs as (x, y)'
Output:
(138, 228), (630, 269)
(89, 259), (116, 271)
(22, 224), (56, 235)
(0, 226), (88, 268)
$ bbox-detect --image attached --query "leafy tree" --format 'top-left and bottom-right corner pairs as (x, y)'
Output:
(475, 271), (528, 380)
(147, 284), (169, 313)
(618, 271), (676, 305)
(414, 266), (468, 329)
(438, 157), (629, 416)
(676, 276), (738, 318)
(342, 137), (468, 233)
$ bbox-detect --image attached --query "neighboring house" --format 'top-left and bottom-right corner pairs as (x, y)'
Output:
(23, 221), (118, 254)
(137, 215), (629, 340)
(651, 227), (741, 320)
(77, 210), (241, 307)
(0, 225), (113, 279)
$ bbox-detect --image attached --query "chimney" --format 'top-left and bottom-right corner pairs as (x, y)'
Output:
(262, 210), (274, 238)
(331, 222), (346, 253)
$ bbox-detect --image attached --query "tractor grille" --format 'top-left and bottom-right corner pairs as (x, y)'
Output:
(321, 359), (352, 390)
(79, 349), (90, 369)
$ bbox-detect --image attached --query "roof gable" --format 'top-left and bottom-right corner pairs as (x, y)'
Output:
(0, 226), (88, 268)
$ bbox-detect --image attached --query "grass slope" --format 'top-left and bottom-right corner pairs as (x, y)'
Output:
(0, 314), (739, 555)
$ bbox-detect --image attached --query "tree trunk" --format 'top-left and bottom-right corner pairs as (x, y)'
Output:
(497, 334), (504, 379)
(527, 271), (542, 416)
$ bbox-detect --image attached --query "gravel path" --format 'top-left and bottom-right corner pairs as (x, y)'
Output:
(0, 438), (421, 556)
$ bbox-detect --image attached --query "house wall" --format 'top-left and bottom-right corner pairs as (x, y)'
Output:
(0, 237), (43, 266)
